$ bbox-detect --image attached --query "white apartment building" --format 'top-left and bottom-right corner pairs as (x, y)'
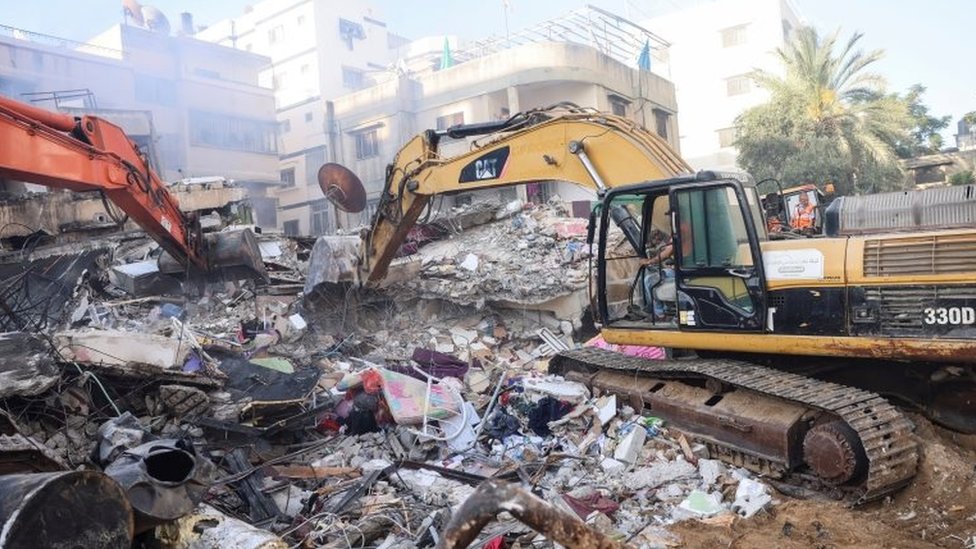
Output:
(0, 21), (280, 226)
(195, 0), (404, 109)
(643, 0), (802, 170)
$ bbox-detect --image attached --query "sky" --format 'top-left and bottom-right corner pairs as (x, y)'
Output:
(4, 0), (974, 137)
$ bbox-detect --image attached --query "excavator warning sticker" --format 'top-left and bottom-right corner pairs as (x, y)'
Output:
(762, 249), (824, 280)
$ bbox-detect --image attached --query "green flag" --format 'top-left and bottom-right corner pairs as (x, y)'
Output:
(440, 37), (454, 70)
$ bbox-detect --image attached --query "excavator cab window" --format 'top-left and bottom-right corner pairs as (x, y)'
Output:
(596, 190), (677, 327)
(669, 181), (767, 331)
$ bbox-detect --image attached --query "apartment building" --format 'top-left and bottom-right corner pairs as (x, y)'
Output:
(643, 0), (802, 170)
(0, 20), (280, 226)
(195, 0), (404, 109)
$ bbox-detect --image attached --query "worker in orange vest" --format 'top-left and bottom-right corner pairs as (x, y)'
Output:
(791, 191), (816, 230)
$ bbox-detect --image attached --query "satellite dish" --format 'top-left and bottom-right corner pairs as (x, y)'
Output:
(122, 0), (145, 26)
(141, 5), (171, 34)
(318, 163), (366, 213)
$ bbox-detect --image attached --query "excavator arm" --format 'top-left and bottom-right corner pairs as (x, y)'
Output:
(0, 96), (265, 279)
(357, 105), (692, 286)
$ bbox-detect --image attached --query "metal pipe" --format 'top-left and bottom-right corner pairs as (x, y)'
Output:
(568, 140), (607, 195)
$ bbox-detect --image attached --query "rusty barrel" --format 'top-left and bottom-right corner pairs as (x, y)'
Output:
(0, 471), (133, 548)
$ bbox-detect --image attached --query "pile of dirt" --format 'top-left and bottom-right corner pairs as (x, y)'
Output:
(669, 415), (976, 548)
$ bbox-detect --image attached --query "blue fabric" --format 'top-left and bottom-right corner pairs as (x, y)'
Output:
(642, 266), (674, 316)
(637, 40), (651, 72)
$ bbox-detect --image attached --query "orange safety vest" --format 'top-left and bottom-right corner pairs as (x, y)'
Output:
(792, 203), (815, 229)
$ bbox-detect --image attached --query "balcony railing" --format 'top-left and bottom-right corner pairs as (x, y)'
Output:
(0, 24), (125, 60)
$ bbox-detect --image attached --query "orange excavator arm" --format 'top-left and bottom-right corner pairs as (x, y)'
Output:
(0, 95), (207, 271)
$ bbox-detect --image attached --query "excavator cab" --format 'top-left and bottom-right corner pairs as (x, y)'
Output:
(596, 172), (768, 333)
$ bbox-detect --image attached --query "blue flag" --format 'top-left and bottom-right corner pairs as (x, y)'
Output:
(637, 40), (651, 72)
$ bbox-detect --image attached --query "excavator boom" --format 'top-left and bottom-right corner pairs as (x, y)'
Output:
(0, 96), (265, 281)
(358, 105), (691, 285)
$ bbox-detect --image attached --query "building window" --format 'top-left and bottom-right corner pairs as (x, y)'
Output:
(305, 147), (326, 185)
(305, 112), (314, 123)
(311, 200), (335, 235)
(135, 74), (177, 106)
(721, 24), (748, 48)
(279, 119), (291, 133)
(355, 130), (379, 159)
(609, 97), (628, 117)
(782, 20), (793, 42)
(273, 71), (287, 90)
(726, 75), (751, 96)
(189, 110), (278, 154)
(342, 67), (364, 90)
(436, 112), (465, 131)
(193, 67), (221, 79)
(339, 18), (365, 50)
(297, 15), (306, 26)
(244, 43), (252, 52)
(283, 220), (299, 236)
(653, 109), (670, 140)
(268, 25), (284, 45)
(718, 127), (737, 148)
(280, 167), (296, 186)
(300, 63), (310, 74)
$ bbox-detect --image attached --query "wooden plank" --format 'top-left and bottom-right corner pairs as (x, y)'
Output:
(270, 465), (360, 479)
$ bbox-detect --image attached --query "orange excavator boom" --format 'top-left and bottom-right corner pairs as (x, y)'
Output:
(0, 96), (264, 279)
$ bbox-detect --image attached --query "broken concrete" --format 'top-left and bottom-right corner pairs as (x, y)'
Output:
(55, 330), (192, 370)
(156, 504), (286, 549)
(0, 332), (59, 398)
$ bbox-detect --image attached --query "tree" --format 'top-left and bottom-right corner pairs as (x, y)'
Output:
(949, 170), (975, 186)
(893, 84), (950, 158)
(735, 27), (912, 195)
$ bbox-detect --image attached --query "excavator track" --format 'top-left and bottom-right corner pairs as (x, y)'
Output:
(550, 347), (919, 503)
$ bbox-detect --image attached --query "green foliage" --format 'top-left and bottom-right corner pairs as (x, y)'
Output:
(893, 84), (950, 158)
(735, 27), (912, 195)
(949, 170), (976, 186)
(964, 112), (976, 127)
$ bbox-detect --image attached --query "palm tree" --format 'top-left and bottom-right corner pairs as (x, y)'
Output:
(741, 27), (911, 194)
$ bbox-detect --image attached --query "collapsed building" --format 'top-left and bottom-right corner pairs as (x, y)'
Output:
(0, 179), (781, 548)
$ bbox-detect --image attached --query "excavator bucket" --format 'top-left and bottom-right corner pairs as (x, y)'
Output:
(158, 228), (268, 282)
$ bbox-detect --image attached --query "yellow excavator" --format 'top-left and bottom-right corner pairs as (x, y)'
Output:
(314, 103), (976, 503)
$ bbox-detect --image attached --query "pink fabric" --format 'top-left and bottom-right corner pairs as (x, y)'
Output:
(586, 334), (666, 360)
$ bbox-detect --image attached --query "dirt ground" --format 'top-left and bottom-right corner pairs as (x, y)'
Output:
(670, 415), (976, 548)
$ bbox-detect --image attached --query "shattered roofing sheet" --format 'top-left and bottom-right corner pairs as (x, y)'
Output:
(0, 249), (106, 331)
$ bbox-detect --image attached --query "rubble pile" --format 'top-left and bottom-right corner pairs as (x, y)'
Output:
(0, 202), (788, 548)
(389, 199), (591, 306)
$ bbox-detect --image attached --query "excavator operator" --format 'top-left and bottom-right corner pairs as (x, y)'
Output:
(640, 225), (675, 319)
(791, 190), (816, 230)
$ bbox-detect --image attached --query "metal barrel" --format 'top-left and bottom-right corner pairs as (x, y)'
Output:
(0, 471), (133, 548)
